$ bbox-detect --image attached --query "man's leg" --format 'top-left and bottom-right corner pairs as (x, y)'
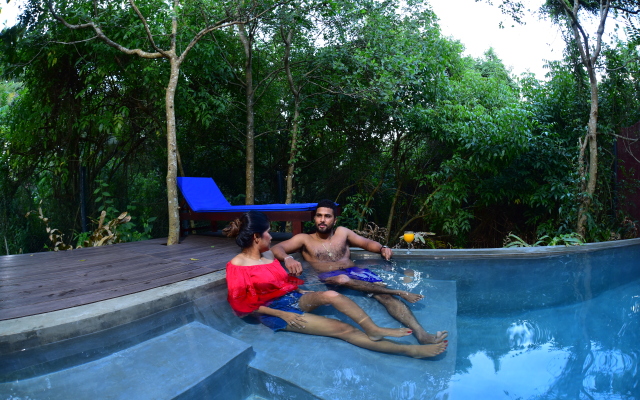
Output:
(324, 275), (448, 345)
(372, 293), (447, 345)
(323, 274), (424, 303)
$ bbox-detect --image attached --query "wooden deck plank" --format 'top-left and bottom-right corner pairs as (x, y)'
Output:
(0, 235), (246, 321)
(0, 263), (211, 308)
(0, 254), (159, 278)
(0, 267), (218, 321)
(0, 259), (198, 303)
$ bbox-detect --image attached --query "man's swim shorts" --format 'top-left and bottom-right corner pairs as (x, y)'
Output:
(259, 292), (304, 331)
(317, 267), (383, 283)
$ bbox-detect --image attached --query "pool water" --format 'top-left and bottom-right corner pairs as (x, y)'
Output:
(360, 245), (640, 399)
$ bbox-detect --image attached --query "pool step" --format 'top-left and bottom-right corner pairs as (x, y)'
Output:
(0, 322), (254, 400)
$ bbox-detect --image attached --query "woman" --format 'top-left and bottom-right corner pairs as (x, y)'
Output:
(224, 211), (447, 358)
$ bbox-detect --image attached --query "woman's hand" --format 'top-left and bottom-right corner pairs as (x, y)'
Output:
(280, 312), (307, 329)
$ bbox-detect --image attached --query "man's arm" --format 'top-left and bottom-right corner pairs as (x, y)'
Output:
(344, 228), (393, 260)
(271, 235), (307, 276)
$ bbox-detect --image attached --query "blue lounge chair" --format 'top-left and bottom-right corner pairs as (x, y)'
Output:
(177, 177), (318, 235)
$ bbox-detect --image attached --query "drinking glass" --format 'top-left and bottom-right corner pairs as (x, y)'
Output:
(403, 231), (415, 254)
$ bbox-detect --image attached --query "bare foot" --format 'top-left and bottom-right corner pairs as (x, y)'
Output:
(366, 327), (413, 341)
(397, 291), (424, 303)
(416, 330), (448, 345)
(407, 341), (448, 358)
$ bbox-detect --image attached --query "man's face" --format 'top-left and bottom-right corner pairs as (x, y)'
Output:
(314, 207), (336, 234)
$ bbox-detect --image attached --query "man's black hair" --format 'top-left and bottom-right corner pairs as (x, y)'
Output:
(316, 199), (338, 216)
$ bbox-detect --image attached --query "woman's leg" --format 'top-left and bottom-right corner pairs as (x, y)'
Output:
(286, 313), (447, 358)
(297, 291), (411, 340)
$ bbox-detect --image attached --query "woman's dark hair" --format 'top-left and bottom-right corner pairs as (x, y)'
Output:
(222, 211), (270, 248)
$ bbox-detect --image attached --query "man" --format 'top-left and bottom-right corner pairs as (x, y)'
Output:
(271, 199), (448, 345)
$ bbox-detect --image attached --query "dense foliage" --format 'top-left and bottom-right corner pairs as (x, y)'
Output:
(1, 0), (639, 253)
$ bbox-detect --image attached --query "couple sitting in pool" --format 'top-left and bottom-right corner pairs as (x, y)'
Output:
(224, 201), (448, 358)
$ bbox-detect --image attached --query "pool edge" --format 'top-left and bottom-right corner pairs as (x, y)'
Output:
(351, 237), (640, 259)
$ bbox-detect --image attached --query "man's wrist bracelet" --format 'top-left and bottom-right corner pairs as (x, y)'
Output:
(284, 255), (294, 260)
(380, 245), (389, 252)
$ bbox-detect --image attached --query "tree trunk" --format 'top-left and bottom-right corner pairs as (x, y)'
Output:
(285, 103), (300, 204)
(283, 28), (299, 206)
(576, 76), (599, 237)
(165, 56), (181, 245)
(239, 24), (255, 205)
(358, 179), (384, 231)
(384, 182), (402, 244)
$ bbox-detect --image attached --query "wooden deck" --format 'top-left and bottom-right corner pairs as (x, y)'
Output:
(0, 235), (244, 321)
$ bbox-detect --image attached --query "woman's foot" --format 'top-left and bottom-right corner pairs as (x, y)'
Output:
(407, 341), (448, 358)
(365, 326), (413, 341)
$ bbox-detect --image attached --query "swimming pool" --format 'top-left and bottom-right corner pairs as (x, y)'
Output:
(372, 244), (640, 399)
(2, 240), (639, 399)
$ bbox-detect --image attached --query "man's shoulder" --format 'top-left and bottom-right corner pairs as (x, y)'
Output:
(335, 226), (355, 235)
(333, 226), (356, 242)
(286, 232), (313, 245)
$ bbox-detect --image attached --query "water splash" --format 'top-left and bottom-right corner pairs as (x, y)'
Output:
(507, 320), (551, 348)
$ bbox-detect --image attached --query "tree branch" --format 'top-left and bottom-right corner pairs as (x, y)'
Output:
(590, 0), (611, 66)
(51, 36), (99, 45)
(45, 0), (164, 59)
(128, 0), (170, 57)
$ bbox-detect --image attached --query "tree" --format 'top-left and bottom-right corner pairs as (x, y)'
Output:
(490, 0), (640, 237)
(42, 0), (274, 243)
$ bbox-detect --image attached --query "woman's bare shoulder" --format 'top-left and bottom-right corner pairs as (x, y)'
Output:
(229, 253), (276, 267)
(228, 255), (245, 266)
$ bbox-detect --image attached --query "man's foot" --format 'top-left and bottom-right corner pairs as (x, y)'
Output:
(397, 291), (424, 303)
(407, 341), (448, 358)
(366, 326), (413, 341)
(416, 330), (448, 345)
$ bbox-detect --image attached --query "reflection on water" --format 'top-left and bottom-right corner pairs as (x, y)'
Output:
(443, 343), (571, 399)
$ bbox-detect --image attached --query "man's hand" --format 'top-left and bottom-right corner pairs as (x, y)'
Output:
(381, 246), (393, 261)
(284, 257), (303, 276)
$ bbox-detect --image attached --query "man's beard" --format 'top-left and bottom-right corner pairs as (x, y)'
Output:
(316, 222), (333, 234)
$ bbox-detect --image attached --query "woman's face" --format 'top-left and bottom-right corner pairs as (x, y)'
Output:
(257, 228), (272, 252)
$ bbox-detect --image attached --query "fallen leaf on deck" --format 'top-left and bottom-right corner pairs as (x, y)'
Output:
(190, 258), (199, 261)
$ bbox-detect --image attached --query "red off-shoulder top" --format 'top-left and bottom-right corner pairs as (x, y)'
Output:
(226, 259), (305, 316)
